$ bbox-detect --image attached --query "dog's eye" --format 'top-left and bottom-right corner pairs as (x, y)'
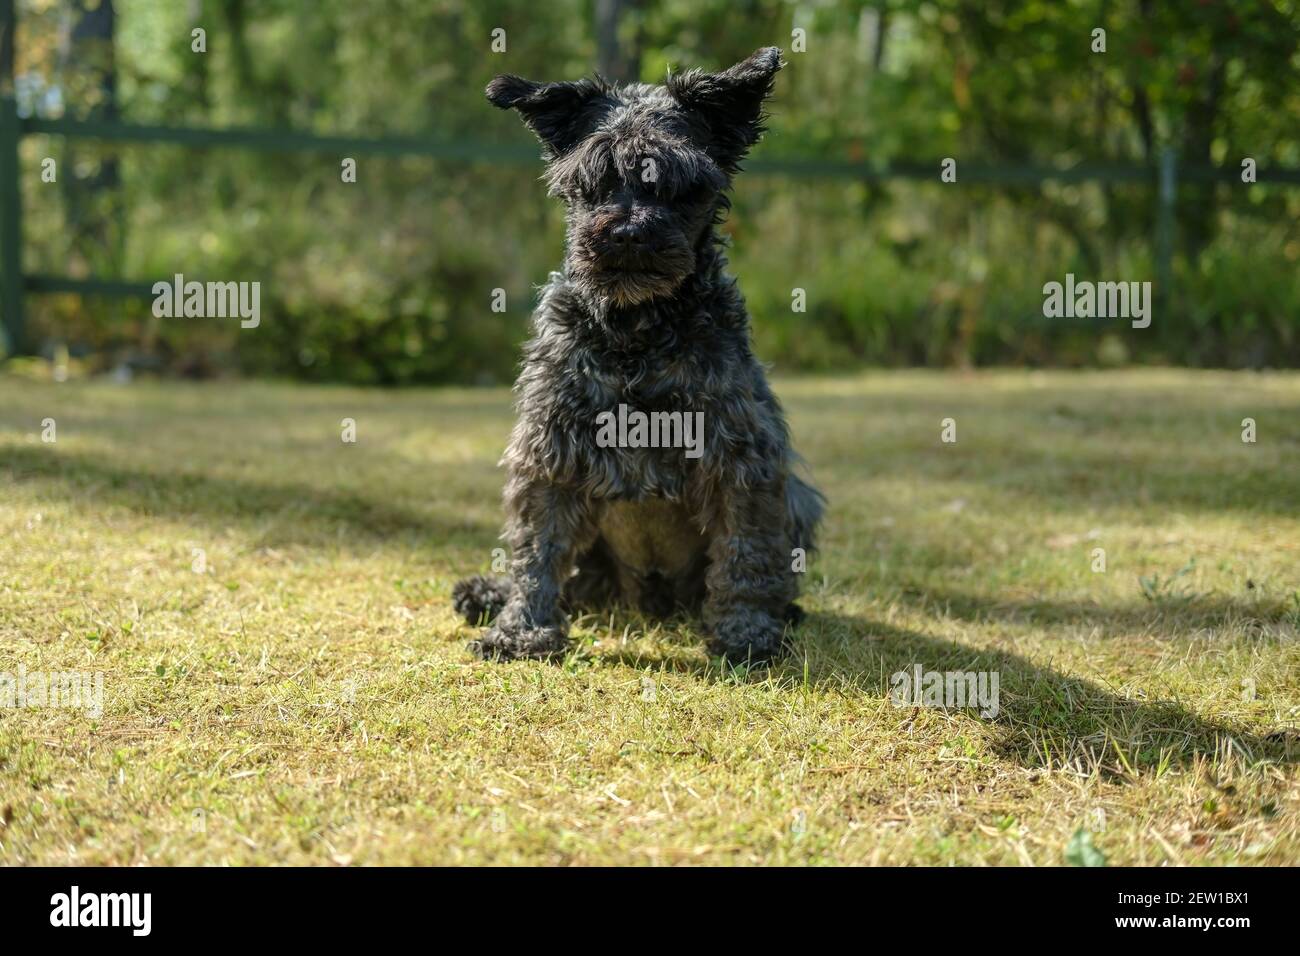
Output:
(680, 182), (714, 204)
(574, 185), (603, 207)
(578, 169), (618, 204)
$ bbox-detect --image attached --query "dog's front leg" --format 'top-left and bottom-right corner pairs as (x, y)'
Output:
(471, 478), (595, 661)
(701, 479), (796, 664)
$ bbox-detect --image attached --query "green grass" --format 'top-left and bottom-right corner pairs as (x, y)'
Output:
(1, 368), (1297, 866)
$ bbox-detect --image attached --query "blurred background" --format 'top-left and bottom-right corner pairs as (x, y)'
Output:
(2, 0), (1298, 384)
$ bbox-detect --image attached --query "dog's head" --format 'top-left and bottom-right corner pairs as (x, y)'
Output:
(487, 48), (783, 309)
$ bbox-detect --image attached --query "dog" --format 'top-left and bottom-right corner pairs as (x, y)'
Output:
(454, 47), (824, 663)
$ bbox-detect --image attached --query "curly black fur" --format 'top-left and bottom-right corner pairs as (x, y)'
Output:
(460, 48), (824, 664)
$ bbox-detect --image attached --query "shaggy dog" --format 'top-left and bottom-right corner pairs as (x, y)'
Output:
(454, 47), (824, 663)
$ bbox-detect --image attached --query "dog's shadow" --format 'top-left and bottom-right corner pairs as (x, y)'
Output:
(591, 605), (1299, 777)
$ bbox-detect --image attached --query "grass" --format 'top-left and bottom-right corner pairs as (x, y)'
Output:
(1, 367), (1297, 866)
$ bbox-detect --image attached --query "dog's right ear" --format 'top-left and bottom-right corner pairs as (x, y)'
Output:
(486, 75), (608, 156)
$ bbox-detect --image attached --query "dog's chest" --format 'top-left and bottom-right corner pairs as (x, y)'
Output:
(568, 352), (716, 497)
(597, 498), (705, 575)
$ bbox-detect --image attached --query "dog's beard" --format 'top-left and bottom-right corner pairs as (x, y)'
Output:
(568, 235), (696, 309)
(581, 267), (688, 308)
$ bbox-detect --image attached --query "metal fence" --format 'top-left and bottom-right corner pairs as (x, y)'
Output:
(3, 1), (1300, 358)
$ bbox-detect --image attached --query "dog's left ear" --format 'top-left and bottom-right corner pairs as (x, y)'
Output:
(668, 46), (783, 171)
(486, 74), (609, 157)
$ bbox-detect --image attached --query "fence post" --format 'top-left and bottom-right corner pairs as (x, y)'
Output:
(1155, 146), (1177, 319)
(0, 95), (21, 356)
(0, 0), (23, 356)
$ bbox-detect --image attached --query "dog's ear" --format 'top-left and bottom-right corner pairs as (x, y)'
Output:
(667, 46), (783, 171)
(486, 74), (609, 156)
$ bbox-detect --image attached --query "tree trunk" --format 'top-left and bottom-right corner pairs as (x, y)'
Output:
(595, 0), (641, 84)
(60, 0), (121, 277)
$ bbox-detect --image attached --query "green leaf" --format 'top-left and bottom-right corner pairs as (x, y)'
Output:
(1066, 827), (1107, 867)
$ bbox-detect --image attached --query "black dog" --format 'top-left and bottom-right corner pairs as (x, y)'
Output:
(454, 47), (824, 663)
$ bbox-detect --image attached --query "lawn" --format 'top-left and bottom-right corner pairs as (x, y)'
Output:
(1, 368), (1297, 866)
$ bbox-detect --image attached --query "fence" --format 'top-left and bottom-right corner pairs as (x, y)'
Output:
(3, 1), (1300, 359)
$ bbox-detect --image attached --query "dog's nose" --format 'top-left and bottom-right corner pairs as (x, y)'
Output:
(608, 220), (649, 252)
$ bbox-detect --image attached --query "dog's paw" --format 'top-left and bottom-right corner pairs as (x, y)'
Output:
(706, 610), (789, 666)
(469, 622), (569, 662)
(452, 574), (513, 626)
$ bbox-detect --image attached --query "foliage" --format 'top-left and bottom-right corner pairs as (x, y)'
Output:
(10, 0), (1300, 380)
